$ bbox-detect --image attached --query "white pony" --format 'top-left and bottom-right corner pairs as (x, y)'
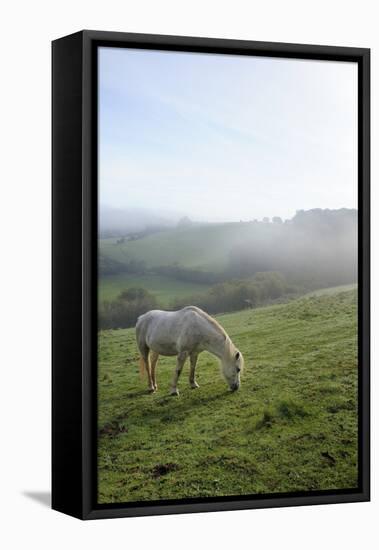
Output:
(136, 306), (244, 395)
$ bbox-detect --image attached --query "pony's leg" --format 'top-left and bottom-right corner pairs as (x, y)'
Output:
(141, 351), (155, 393)
(150, 351), (159, 391)
(170, 352), (188, 396)
(189, 352), (199, 389)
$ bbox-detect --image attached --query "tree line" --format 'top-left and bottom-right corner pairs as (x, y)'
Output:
(99, 272), (295, 330)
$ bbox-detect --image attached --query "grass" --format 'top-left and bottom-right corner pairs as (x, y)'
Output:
(99, 273), (212, 306)
(100, 222), (265, 271)
(99, 273), (357, 309)
(305, 284), (357, 297)
(97, 288), (358, 503)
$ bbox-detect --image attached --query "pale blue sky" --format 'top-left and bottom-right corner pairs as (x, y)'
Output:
(99, 47), (357, 222)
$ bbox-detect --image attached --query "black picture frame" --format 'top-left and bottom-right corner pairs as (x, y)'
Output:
(52, 30), (370, 520)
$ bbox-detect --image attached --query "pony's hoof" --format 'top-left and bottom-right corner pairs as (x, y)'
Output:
(190, 382), (200, 389)
(170, 388), (179, 396)
(148, 387), (156, 393)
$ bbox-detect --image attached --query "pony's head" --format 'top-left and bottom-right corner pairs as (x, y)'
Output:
(221, 346), (244, 391)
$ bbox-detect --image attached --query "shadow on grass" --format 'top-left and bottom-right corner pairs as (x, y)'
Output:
(112, 388), (236, 426)
(125, 389), (152, 399)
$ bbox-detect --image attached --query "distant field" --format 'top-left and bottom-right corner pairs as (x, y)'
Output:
(100, 222), (267, 271)
(98, 287), (358, 503)
(99, 274), (212, 306)
(99, 273), (357, 310)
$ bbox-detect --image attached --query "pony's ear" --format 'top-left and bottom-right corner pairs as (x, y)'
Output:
(235, 351), (240, 360)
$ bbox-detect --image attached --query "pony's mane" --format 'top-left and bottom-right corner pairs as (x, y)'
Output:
(183, 306), (230, 341)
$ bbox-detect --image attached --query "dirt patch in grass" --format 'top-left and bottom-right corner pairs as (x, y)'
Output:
(151, 463), (179, 478)
(99, 421), (128, 437)
(321, 451), (337, 466)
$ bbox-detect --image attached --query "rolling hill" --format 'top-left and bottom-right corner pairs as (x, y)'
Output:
(100, 222), (246, 271)
(97, 288), (358, 503)
(100, 209), (357, 280)
(99, 273), (213, 306)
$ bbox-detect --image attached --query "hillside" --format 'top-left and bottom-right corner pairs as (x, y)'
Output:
(100, 222), (245, 271)
(99, 273), (213, 305)
(99, 210), (358, 294)
(98, 288), (358, 503)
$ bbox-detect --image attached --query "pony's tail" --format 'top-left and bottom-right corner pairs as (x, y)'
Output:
(139, 356), (146, 379)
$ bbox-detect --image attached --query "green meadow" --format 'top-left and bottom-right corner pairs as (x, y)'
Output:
(99, 223), (244, 271)
(99, 273), (212, 306)
(98, 288), (358, 503)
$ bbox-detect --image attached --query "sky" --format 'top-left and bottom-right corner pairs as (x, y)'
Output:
(99, 47), (358, 222)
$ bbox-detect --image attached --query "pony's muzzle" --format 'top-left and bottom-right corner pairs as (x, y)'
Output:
(230, 382), (240, 391)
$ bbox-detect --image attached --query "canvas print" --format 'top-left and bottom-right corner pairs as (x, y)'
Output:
(97, 47), (358, 505)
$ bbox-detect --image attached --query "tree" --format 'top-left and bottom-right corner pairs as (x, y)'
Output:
(99, 288), (158, 329)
